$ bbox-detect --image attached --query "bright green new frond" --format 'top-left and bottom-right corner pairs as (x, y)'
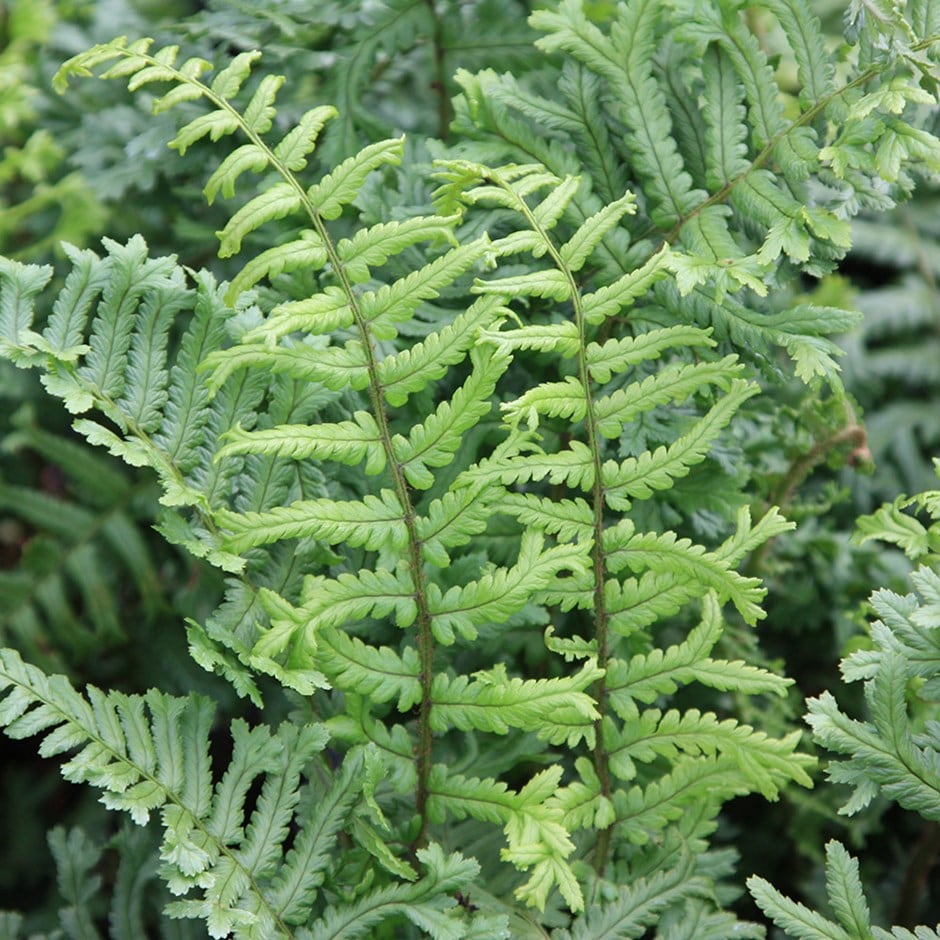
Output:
(581, 251), (673, 325)
(415, 485), (496, 565)
(218, 489), (406, 554)
(427, 764), (582, 912)
(242, 289), (352, 344)
(499, 492), (593, 542)
(592, 355), (743, 439)
(607, 595), (791, 719)
(218, 411), (385, 475)
(392, 346), (509, 489)
(602, 379), (759, 510)
(358, 238), (491, 340)
(427, 534), (590, 644)
(216, 183), (303, 260)
(585, 325), (714, 384)
(480, 320), (580, 357)
(430, 659), (601, 744)
(226, 231), (328, 297)
(203, 338), (369, 395)
(306, 137), (404, 220)
(603, 524), (767, 624)
(607, 708), (811, 797)
(467, 439), (595, 490)
(256, 565), (417, 660)
(559, 191), (637, 272)
(502, 376), (586, 430)
(378, 296), (506, 406)
(336, 215), (459, 283)
(315, 627), (421, 711)
(604, 571), (702, 636)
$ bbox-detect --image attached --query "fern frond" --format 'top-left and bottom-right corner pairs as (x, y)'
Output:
(532, 0), (705, 230)
(217, 489), (407, 554)
(429, 659), (602, 744)
(554, 855), (706, 940)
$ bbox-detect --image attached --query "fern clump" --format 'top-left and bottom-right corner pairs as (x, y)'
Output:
(0, 0), (938, 935)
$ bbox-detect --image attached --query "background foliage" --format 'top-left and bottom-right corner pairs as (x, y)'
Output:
(0, 0), (938, 937)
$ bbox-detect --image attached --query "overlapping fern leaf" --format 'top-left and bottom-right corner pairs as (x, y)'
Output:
(0, 648), (501, 939)
(434, 158), (815, 921)
(451, 0), (939, 387)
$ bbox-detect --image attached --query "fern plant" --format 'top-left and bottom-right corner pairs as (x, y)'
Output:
(0, 0), (938, 935)
(750, 461), (940, 936)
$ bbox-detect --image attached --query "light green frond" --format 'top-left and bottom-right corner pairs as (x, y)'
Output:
(218, 411), (385, 475)
(581, 251), (672, 325)
(430, 660), (601, 744)
(472, 269), (572, 302)
(593, 355), (743, 439)
(607, 708), (812, 797)
(603, 524), (767, 624)
(502, 376), (587, 430)
(426, 534), (591, 643)
(258, 566), (417, 658)
(306, 137), (404, 220)
(498, 492), (593, 542)
(203, 339), (369, 394)
(358, 238), (491, 340)
(479, 320), (580, 357)
(559, 192), (636, 272)
(585, 325), (715, 384)
(379, 296), (505, 406)
(393, 346), (509, 489)
(227, 232), (329, 298)
(218, 490), (407, 554)
(415, 485), (496, 565)
(468, 439), (595, 491)
(336, 215), (459, 283)
(604, 572), (702, 637)
(216, 183), (303, 260)
(315, 627), (421, 711)
(427, 764), (582, 912)
(602, 379), (759, 510)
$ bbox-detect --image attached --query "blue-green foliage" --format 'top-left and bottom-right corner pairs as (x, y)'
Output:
(0, 0), (938, 936)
